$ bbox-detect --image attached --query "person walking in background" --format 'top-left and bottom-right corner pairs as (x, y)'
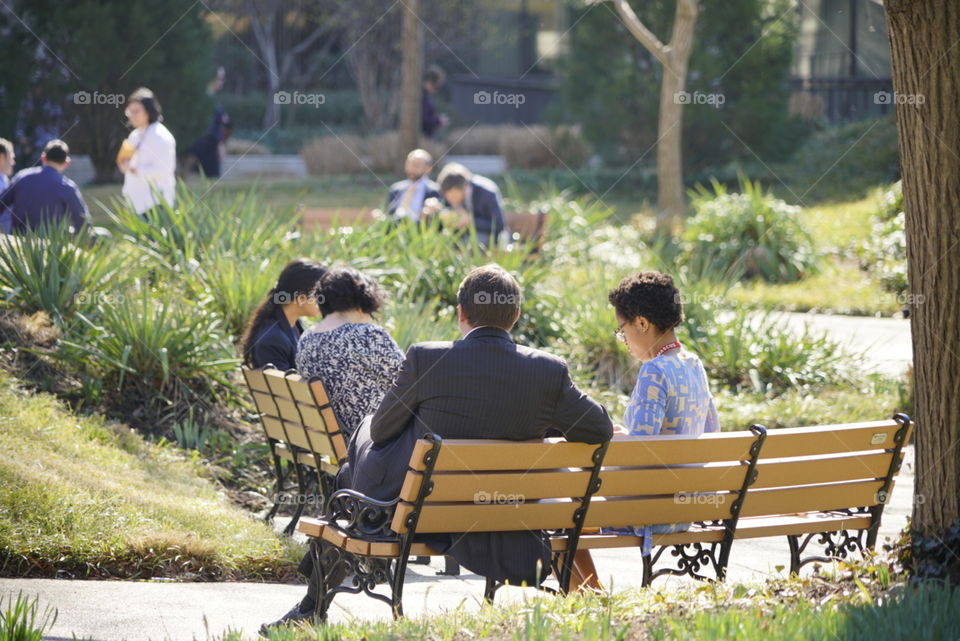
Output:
(117, 87), (176, 216)
(421, 65), (449, 138)
(241, 259), (327, 372)
(437, 162), (506, 248)
(570, 270), (721, 591)
(184, 67), (231, 178)
(0, 138), (15, 233)
(385, 149), (440, 222)
(0, 139), (89, 234)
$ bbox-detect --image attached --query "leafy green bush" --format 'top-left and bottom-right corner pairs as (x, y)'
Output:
(58, 285), (237, 411)
(685, 177), (817, 283)
(859, 182), (907, 298)
(0, 222), (132, 325)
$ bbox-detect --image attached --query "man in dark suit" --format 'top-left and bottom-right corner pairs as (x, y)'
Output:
(385, 149), (440, 221)
(262, 265), (612, 631)
(0, 139), (89, 234)
(437, 163), (507, 248)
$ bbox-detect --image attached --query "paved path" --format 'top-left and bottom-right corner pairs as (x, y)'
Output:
(777, 311), (912, 378)
(2, 446), (915, 641)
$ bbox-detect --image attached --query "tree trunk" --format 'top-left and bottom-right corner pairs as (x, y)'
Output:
(886, 0), (960, 535)
(399, 0), (423, 155)
(611, 0), (698, 236)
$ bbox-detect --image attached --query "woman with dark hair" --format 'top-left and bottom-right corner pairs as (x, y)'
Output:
(571, 270), (720, 591)
(296, 267), (404, 438)
(117, 87), (176, 215)
(241, 259), (327, 371)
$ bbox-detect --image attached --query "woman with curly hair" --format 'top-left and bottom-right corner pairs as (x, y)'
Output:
(572, 270), (720, 591)
(295, 266), (404, 438)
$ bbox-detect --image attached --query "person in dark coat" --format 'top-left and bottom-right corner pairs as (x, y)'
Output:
(240, 259), (327, 371)
(385, 149), (441, 222)
(421, 66), (448, 138)
(0, 139), (89, 234)
(437, 162), (506, 248)
(261, 265), (612, 631)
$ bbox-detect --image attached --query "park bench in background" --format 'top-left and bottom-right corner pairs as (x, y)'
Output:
(241, 367), (347, 535)
(296, 415), (911, 617)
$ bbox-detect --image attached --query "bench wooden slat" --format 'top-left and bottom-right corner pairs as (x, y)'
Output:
(740, 479), (885, 518)
(601, 432), (759, 466)
(250, 390), (279, 416)
(407, 439), (603, 472)
(392, 499), (580, 533)
(260, 415), (291, 442)
(596, 462), (751, 496)
(760, 421), (902, 458)
(753, 451), (895, 488)
(583, 493), (736, 528)
(734, 513), (874, 539)
(242, 368), (271, 393)
(400, 469), (594, 503)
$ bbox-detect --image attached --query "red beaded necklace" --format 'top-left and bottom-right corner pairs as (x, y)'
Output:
(653, 341), (682, 358)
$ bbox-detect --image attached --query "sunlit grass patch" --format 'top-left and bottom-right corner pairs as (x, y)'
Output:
(0, 372), (302, 580)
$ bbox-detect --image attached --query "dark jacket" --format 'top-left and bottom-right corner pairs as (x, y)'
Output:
(249, 306), (304, 371)
(0, 165), (89, 234)
(463, 175), (506, 245)
(385, 177), (440, 218)
(343, 326), (612, 584)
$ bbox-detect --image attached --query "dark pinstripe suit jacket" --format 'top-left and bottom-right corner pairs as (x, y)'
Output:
(343, 326), (613, 584)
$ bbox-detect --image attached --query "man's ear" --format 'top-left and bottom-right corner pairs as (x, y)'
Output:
(457, 304), (467, 323)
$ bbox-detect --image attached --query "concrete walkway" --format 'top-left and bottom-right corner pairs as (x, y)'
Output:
(2, 445), (915, 641)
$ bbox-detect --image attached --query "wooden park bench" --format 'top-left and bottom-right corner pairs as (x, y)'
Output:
(297, 414), (911, 617)
(241, 367), (347, 535)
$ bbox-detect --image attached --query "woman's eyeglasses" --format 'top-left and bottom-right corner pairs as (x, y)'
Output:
(614, 320), (628, 343)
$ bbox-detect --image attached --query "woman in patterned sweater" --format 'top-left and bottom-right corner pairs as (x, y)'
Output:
(572, 270), (720, 591)
(295, 267), (404, 438)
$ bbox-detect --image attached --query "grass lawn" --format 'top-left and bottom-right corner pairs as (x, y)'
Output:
(226, 576), (959, 641)
(0, 371), (303, 580)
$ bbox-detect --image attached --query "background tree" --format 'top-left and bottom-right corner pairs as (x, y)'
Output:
(558, 0), (802, 200)
(1, 0), (213, 183)
(399, 0), (424, 155)
(592, 0), (698, 234)
(885, 0), (960, 546)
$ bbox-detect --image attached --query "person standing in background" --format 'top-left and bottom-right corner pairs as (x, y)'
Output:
(0, 138), (15, 233)
(117, 87), (176, 216)
(184, 67), (231, 178)
(421, 66), (449, 138)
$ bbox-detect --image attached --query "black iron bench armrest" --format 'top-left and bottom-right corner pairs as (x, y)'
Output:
(323, 488), (402, 541)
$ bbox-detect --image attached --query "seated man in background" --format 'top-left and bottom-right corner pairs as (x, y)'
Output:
(0, 139), (89, 234)
(385, 148), (440, 222)
(262, 264), (613, 631)
(437, 162), (506, 248)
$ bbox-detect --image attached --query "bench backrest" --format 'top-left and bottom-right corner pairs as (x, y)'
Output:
(391, 437), (607, 536)
(741, 417), (912, 519)
(241, 366), (347, 464)
(585, 429), (765, 529)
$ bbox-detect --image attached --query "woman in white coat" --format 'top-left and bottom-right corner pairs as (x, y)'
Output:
(117, 87), (176, 216)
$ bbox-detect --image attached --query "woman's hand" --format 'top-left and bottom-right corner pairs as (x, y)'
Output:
(612, 423), (630, 436)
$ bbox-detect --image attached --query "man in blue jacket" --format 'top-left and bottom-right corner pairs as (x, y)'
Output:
(437, 162), (506, 248)
(385, 149), (440, 222)
(0, 139), (89, 234)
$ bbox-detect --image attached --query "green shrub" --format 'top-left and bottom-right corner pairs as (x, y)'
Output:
(0, 592), (56, 641)
(685, 177), (817, 283)
(859, 182), (908, 299)
(107, 185), (299, 272)
(57, 285), (237, 412)
(0, 222), (132, 325)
